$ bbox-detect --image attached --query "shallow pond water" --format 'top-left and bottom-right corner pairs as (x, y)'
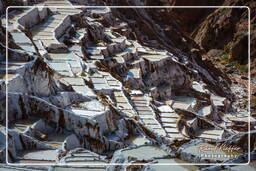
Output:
(122, 145), (170, 161)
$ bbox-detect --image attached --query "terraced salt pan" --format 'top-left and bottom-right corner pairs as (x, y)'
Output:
(90, 71), (122, 92)
(69, 45), (84, 57)
(141, 54), (170, 62)
(10, 32), (31, 43)
(9, 31), (36, 53)
(18, 149), (58, 163)
(69, 61), (83, 75)
(70, 109), (105, 117)
(48, 52), (81, 62)
(113, 90), (135, 117)
(129, 136), (150, 146)
(60, 149), (108, 166)
(44, 1), (72, 6)
(55, 8), (81, 15)
(197, 129), (225, 140)
(61, 77), (85, 86)
(157, 105), (184, 139)
(171, 96), (197, 111)
(30, 6), (80, 50)
(48, 62), (72, 72)
(130, 92), (166, 136)
(9, 118), (38, 133)
(72, 85), (96, 98)
(122, 145), (171, 161)
(44, 132), (71, 149)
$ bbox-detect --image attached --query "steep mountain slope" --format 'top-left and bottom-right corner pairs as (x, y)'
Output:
(0, 0), (254, 170)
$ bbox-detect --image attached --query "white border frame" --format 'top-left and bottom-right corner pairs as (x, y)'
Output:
(5, 5), (251, 166)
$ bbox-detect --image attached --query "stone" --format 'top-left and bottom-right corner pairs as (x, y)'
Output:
(63, 134), (81, 151)
(198, 106), (212, 117)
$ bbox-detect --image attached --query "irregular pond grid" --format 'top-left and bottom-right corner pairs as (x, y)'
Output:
(0, 0), (253, 170)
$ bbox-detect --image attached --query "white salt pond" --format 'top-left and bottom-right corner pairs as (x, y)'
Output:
(122, 145), (171, 161)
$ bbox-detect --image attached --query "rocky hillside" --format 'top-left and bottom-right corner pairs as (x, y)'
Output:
(161, 0), (254, 64)
(0, 0), (255, 170)
(139, 0), (256, 115)
(183, 0), (255, 114)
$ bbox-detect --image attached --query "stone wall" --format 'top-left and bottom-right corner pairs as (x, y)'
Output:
(54, 16), (72, 39)
(17, 7), (50, 29)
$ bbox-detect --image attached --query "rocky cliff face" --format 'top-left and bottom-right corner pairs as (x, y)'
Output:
(174, 0), (255, 114)
(0, 0), (254, 170)
(133, 0), (255, 116)
(155, 0), (254, 65)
